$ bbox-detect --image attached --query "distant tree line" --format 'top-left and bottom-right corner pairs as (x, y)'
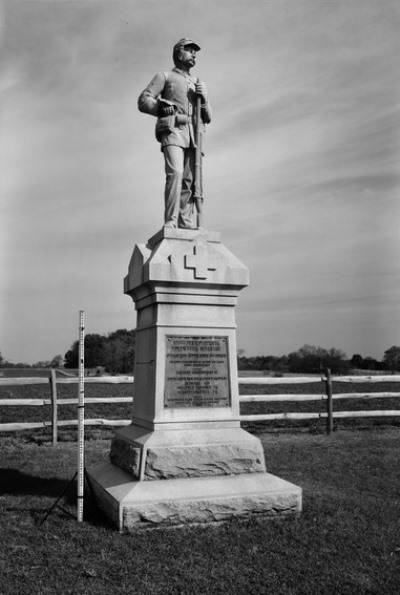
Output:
(1, 340), (400, 375)
(0, 352), (64, 369)
(237, 344), (400, 375)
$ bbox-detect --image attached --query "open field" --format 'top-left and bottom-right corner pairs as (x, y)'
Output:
(1, 429), (399, 595)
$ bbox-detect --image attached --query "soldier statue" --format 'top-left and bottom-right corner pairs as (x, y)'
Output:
(138, 38), (212, 229)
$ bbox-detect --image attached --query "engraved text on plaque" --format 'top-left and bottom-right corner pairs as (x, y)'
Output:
(164, 336), (231, 408)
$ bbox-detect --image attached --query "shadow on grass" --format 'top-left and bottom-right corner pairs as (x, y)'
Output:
(0, 469), (69, 497)
(1, 468), (111, 530)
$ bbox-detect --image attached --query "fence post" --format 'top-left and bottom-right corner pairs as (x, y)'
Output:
(325, 368), (333, 435)
(50, 369), (58, 446)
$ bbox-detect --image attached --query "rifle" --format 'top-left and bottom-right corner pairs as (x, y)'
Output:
(193, 80), (204, 229)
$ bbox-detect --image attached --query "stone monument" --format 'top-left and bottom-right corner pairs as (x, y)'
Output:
(87, 39), (301, 530)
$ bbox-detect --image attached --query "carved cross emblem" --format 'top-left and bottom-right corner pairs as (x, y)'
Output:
(184, 242), (217, 279)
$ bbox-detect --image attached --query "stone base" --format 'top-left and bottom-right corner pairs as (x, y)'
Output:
(87, 463), (302, 531)
(109, 426), (266, 481)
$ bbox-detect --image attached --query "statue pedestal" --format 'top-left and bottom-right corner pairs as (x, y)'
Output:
(87, 229), (301, 530)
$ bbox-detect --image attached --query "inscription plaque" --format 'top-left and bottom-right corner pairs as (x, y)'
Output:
(164, 335), (231, 408)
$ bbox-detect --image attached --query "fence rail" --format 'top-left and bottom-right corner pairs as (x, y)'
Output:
(0, 419), (132, 433)
(0, 376), (133, 386)
(240, 392), (400, 402)
(1, 372), (400, 442)
(0, 398), (132, 406)
(238, 375), (400, 384)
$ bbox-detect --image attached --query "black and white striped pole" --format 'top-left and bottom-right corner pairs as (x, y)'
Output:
(77, 310), (85, 522)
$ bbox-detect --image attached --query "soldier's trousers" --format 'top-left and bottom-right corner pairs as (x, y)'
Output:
(163, 145), (195, 228)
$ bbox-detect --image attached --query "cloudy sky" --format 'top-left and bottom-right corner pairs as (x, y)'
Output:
(1, 0), (399, 364)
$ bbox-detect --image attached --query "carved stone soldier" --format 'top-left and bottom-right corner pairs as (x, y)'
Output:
(138, 38), (212, 229)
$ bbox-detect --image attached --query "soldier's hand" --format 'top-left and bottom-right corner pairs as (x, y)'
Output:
(161, 105), (175, 116)
(158, 99), (176, 117)
(196, 81), (208, 102)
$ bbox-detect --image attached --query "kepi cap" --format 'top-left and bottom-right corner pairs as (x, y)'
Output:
(173, 38), (201, 52)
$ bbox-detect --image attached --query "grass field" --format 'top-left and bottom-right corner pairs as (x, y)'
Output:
(1, 429), (399, 595)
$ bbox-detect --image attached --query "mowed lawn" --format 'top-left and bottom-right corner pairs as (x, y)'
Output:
(1, 429), (399, 595)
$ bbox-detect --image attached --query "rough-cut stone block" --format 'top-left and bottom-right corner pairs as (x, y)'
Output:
(109, 439), (140, 477)
(109, 426), (266, 480)
(144, 444), (265, 479)
(87, 463), (302, 531)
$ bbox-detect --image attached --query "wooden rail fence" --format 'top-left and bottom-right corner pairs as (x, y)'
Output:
(1, 371), (399, 443)
(0, 372), (133, 445)
(239, 372), (400, 434)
